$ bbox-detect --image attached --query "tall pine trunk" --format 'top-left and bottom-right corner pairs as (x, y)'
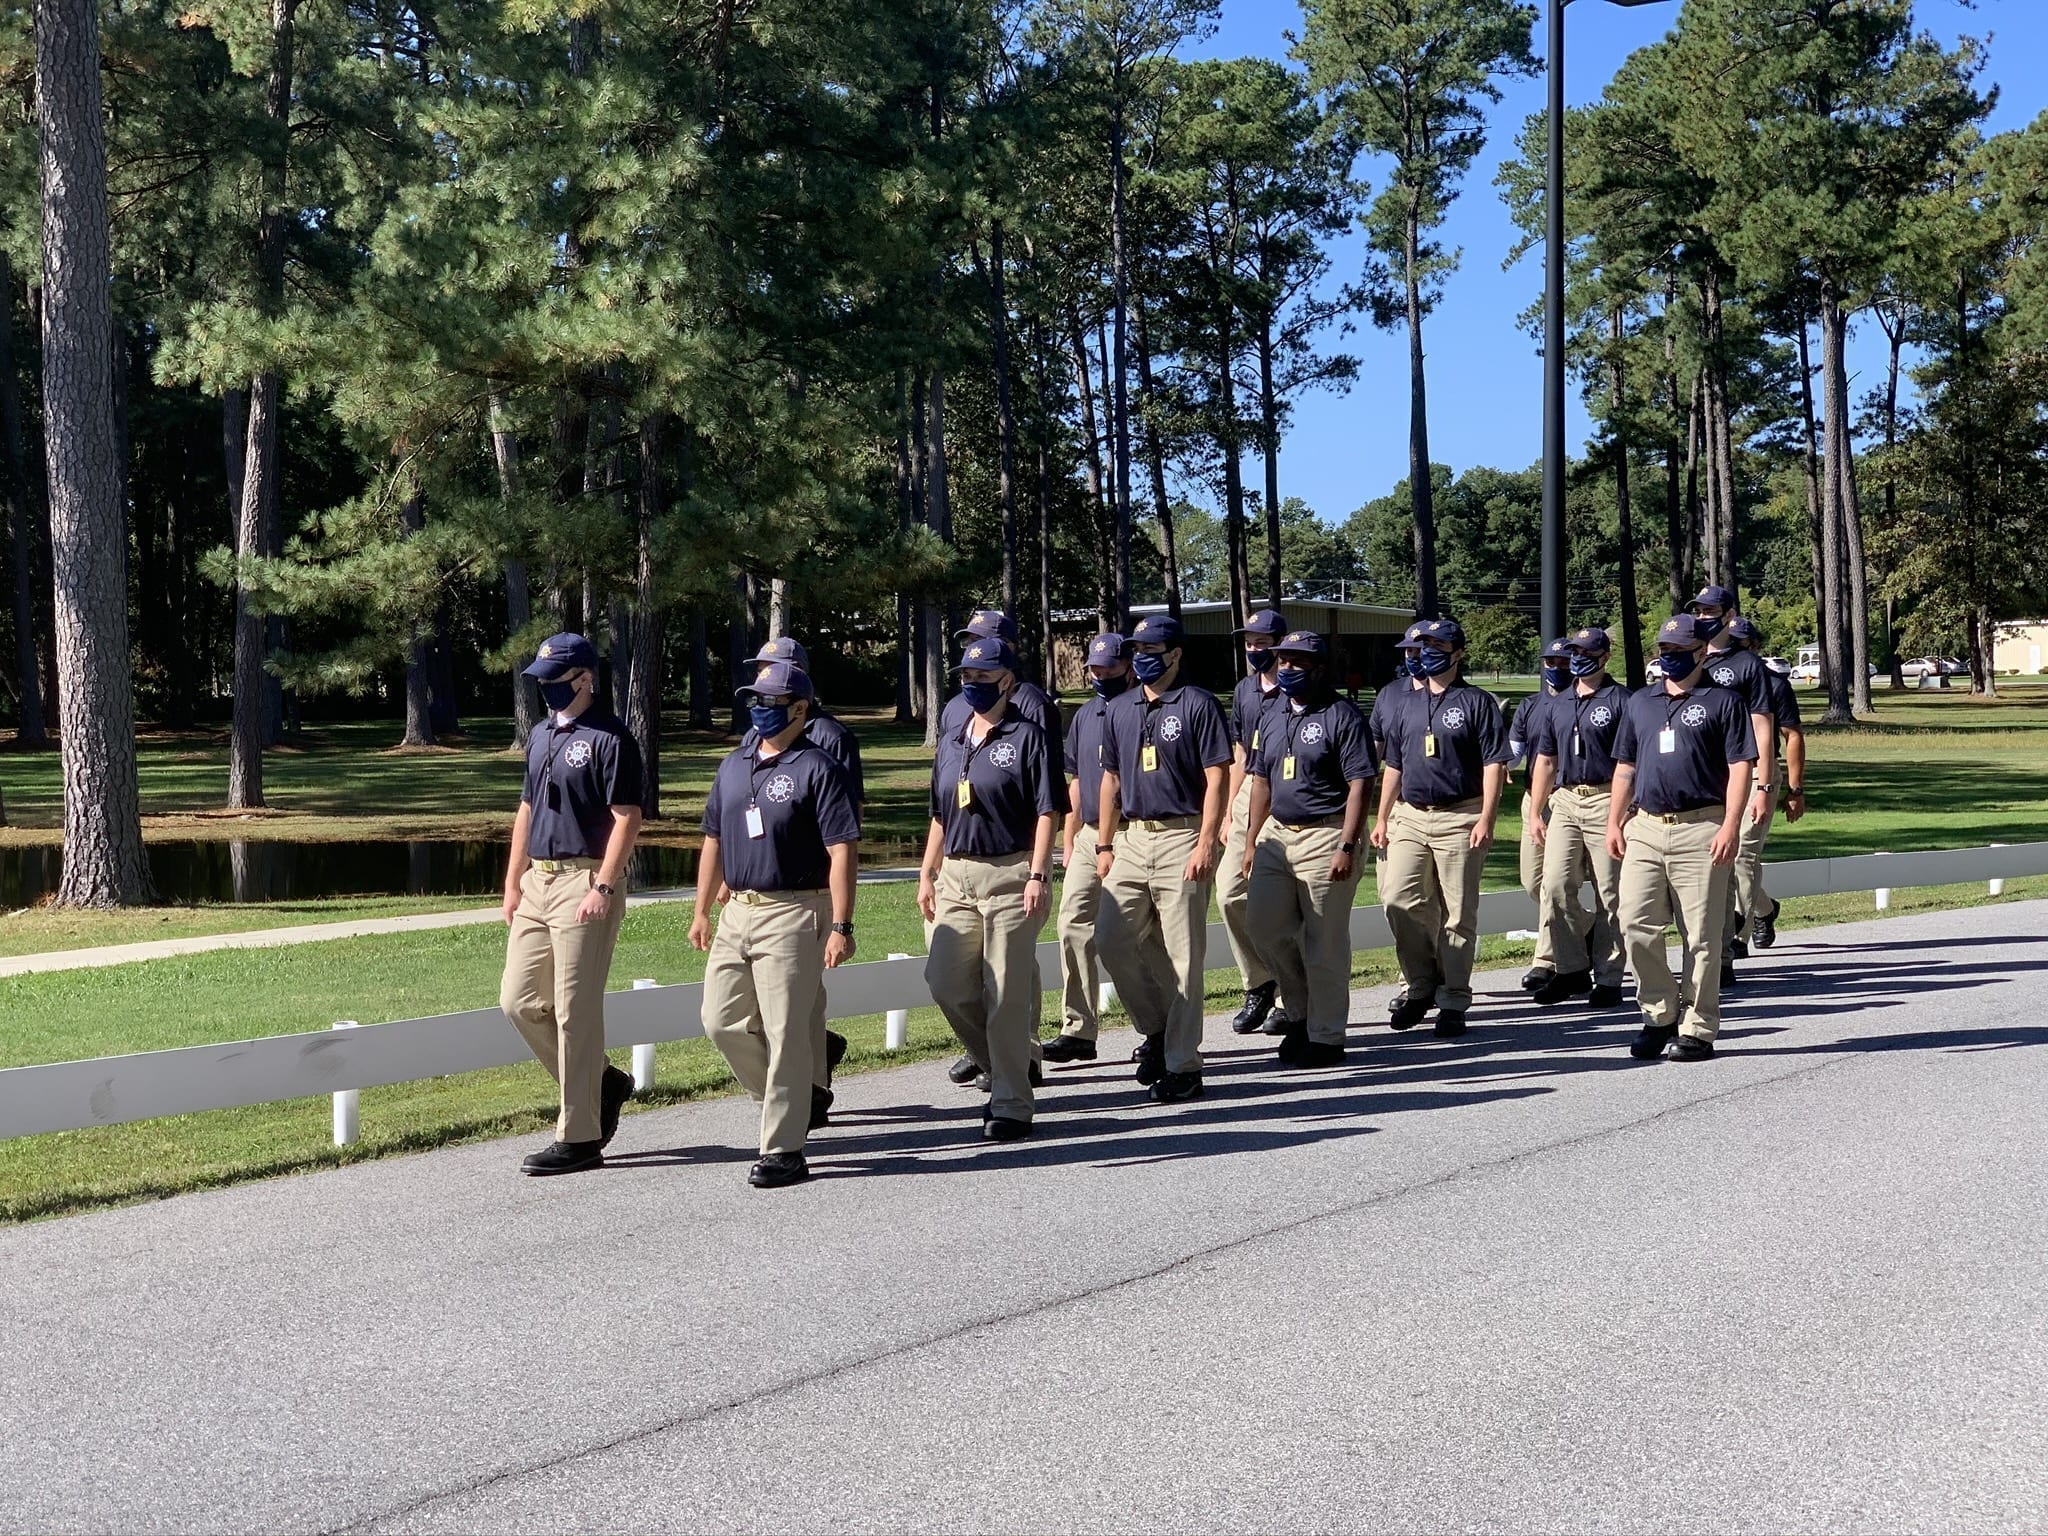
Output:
(688, 609), (713, 730)
(629, 412), (665, 818)
(1404, 201), (1437, 616)
(1257, 315), (1282, 604)
(922, 364), (949, 751)
(1135, 299), (1180, 617)
(1610, 309), (1645, 689)
(1068, 313), (1112, 632)
(39, 0), (154, 903)
(0, 253), (48, 747)
(398, 485), (436, 747)
(1796, 313), (1829, 691)
(989, 223), (1020, 618)
(490, 396), (538, 746)
(1107, 97), (1132, 628)
(1879, 306), (1905, 690)
(1031, 313), (1057, 670)
(893, 373), (915, 722)
(1815, 291), (1854, 726)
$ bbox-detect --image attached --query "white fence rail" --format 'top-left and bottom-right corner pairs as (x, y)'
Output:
(4, 840), (2045, 1143)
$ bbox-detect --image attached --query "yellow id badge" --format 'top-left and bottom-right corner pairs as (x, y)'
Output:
(1282, 755), (1297, 780)
(956, 778), (973, 809)
(1424, 733), (1438, 758)
(1251, 728), (1261, 750)
(1142, 744), (1159, 772)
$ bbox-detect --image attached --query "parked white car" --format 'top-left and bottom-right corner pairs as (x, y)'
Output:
(1900, 656), (1966, 678)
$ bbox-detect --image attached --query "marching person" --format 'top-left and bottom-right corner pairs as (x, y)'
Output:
(1045, 632), (1130, 1063)
(1096, 613), (1232, 1103)
(1369, 625), (1427, 1018)
(1686, 586), (1778, 986)
(1244, 630), (1377, 1067)
(1221, 607), (1288, 1036)
(1371, 618), (1511, 1038)
(747, 636), (863, 1104)
(691, 661), (861, 1189)
(1515, 638), (1574, 993)
(1526, 627), (1631, 1009)
(920, 638), (1061, 1139)
(500, 633), (646, 1176)
(1608, 615), (1757, 1063)
(1747, 646), (1808, 949)
(940, 609), (1064, 1087)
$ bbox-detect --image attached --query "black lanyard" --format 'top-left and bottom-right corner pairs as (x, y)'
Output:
(1282, 700), (1317, 762)
(1139, 692), (1169, 748)
(1424, 685), (1455, 740)
(1662, 687), (1695, 730)
(746, 742), (799, 808)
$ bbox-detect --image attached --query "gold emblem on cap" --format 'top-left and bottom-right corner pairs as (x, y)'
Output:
(539, 642), (553, 657)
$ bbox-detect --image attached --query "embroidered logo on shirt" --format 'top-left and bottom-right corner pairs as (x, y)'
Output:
(1441, 707), (1467, 730)
(1158, 715), (1183, 743)
(988, 742), (1017, 769)
(564, 739), (593, 768)
(765, 773), (796, 803)
(1682, 703), (1709, 728)
(1590, 706), (1614, 727)
(1300, 721), (1325, 744)
(1711, 665), (1736, 687)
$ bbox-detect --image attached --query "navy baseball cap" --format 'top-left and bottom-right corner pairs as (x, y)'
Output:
(1658, 614), (1707, 647)
(1541, 638), (1572, 661)
(753, 636), (811, 672)
(956, 637), (1020, 673)
(1130, 614), (1184, 648)
(1414, 617), (1465, 648)
(737, 660), (815, 701)
(1726, 617), (1762, 646)
(1086, 633), (1127, 667)
(1569, 626), (1611, 652)
(956, 609), (1020, 644)
(1688, 585), (1736, 613)
(522, 632), (599, 680)
(1397, 623), (1426, 651)
(1235, 608), (1286, 639)
(1275, 629), (1327, 658)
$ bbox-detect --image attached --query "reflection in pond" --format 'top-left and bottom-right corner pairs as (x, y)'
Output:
(0, 841), (704, 909)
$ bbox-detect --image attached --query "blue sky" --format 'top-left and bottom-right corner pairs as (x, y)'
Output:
(1183, 0), (2048, 524)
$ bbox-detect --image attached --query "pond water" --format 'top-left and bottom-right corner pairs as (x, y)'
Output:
(0, 841), (705, 909)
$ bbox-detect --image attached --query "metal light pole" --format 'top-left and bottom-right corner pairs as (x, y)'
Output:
(1540, 0), (1673, 646)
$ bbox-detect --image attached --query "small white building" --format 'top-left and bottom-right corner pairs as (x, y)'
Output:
(1994, 621), (2048, 676)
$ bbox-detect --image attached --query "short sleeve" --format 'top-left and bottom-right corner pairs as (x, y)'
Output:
(1477, 694), (1513, 766)
(1194, 694), (1232, 769)
(1774, 679), (1802, 729)
(1063, 716), (1080, 777)
(1042, 706), (1068, 786)
(1527, 699), (1560, 761)
(1613, 704), (1640, 766)
(521, 741), (543, 807)
(1723, 697), (1759, 764)
(1246, 737), (1270, 780)
(1383, 709), (1406, 773)
(700, 762), (726, 837)
(812, 758), (862, 847)
(842, 732), (866, 805)
(1337, 705), (1377, 782)
(1028, 729), (1059, 818)
(607, 729), (645, 809)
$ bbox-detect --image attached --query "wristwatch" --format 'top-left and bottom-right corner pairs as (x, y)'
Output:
(1785, 785), (1805, 797)
(1026, 871), (1049, 884)
(595, 882), (615, 896)
(1340, 841), (1357, 854)
(830, 921), (855, 937)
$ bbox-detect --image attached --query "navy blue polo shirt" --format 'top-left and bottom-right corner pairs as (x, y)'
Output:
(1508, 688), (1565, 773)
(1529, 680), (1632, 788)
(1065, 692), (1120, 827)
(1250, 694), (1377, 822)
(702, 739), (860, 892)
(1701, 645), (1774, 720)
(522, 708), (644, 859)
(1368, 678), (1423, 756)
(942, 679), (1066, 792)
(1767, 670), (1802, 745)
(1614, 683), (1758, 815)
(1230, 673), (1284, 758)
(1103, 683), (1232, 820)
(741, 706), (865, 807)
(1382, 680), (1512, 807)
(931, 711), (1059, 857)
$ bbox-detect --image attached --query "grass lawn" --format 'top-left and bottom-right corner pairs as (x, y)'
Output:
(0, 895), (495, 958)
(4, 863), (2046, 1223)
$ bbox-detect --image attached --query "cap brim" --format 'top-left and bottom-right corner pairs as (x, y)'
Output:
(522, 657), (576, 680)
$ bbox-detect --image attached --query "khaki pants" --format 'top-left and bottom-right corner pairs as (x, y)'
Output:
(1618, 808), (1732, 1041)
(1097, 819), (1210, 1076)
(928, 853), (1048, 1122)
(1216, 778), (1273, 991)
(702, 890), (830, 1156)
(1382, 800), (1487, 1011)
(1248, 821), (1360, 1045)
(1724, 789), (1777, 952)
(1519, 792), (1554, 967)
(501, 861), (625, 1143)
(1542, 788), (1624, 987)
(1057, 824), (1103, 1039)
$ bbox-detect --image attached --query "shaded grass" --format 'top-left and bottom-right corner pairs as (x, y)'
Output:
(0, 895), (493, 958)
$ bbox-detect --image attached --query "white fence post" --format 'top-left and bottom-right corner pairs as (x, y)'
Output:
(1990, 843), (2007, 897)
(331, 1021), (360, 1146)
(631, 980), (658, 1091)
(885, 953), (911, 1049)
(1098, 981), (1117, 1012)
(1875, 851), (1892, 911)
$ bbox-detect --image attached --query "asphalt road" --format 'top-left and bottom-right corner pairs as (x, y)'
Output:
(4, 900), (2045, 1535)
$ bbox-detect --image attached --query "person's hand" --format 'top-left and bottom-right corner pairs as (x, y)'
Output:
(825, 931), (854, 968)
(1711, 824), (1739, 866)
(1748, 788), (1773, 828)
(1329, 848), (1354, 882)
(501, 882), (521, 926)
(1606, 823), (1628, 863)
(688, 909), (712, 951)
(1061, 833), (1075, 870)
(1370, 817), (1390, 852)
(1184, 838), (1218, 884)
(1469, 819), (1495, 852)
(917, 870), (939, 924)
(1784, 789), (1806, 824)
(1023, 878), (1049, 922)
(1096, 846), (1116, 881)
(713, 881), (732, 907)
(575, 885), (613, 923)
(1531, 814), (1548, 849)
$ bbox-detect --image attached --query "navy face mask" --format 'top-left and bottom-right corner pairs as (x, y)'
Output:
(1245, 648), (1276, 675)
(539, 677), (580, 712)
(1274, 665), (1314, 698)
(1654, 650), (1699, 682)
(1691, 614), (1724, 643)
(1415, 647), (1454, 678)
(1568, 653), (1604, 678)
(749, 703), (793, 738)
(1541, 663), (1571, 690)
(1131, 650), (1169, 685)
(960, 680), (1003, 715)
(1401, 654), (1423, 679)
(1092, 673), (1129, 700)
